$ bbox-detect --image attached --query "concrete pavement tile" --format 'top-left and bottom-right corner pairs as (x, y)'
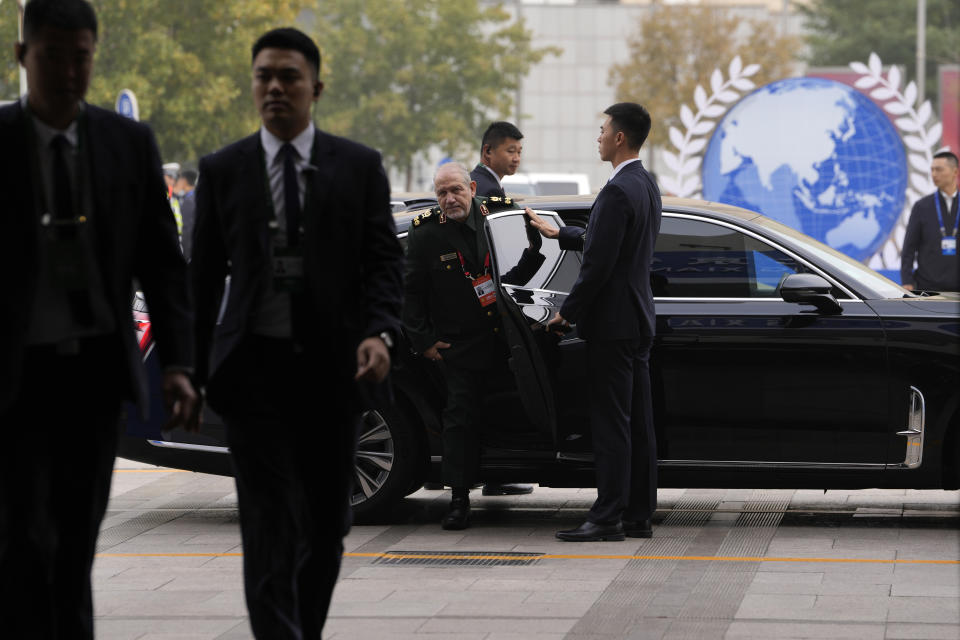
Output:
(757, 560), (895, 574)
(470, 578), (610, 592)
(734, 593), (817, 618)
(385, 588), (530, 604)
(887, 596), (960, 623)
(485, 634), (567, 640)
(891, 583), (960, 597)
(724, 620), (884, 638)
(524, 590), (604, 604)
(327, 599), (447, 617)
(322, 617), (428, 636)
(746, 575), (890, 596)
(95, 618), (242, 640)
(751, 571), (823, 585)
(663, 619), (732, 639)
(892, 564), (960, 584)
(767, 538), (837, 552)
(212, 621), (254, 640)
(419, 616), (575, 634)
(884, 622), (960, 639)
(439, 600), (594, 619)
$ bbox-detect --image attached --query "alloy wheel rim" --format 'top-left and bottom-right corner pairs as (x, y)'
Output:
(352, 410), (395, 506)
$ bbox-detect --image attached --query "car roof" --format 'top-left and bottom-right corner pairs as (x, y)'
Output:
(394, 195), (766, 234)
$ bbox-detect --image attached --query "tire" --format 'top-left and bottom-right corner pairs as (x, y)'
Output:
(351, 402), (423, 523)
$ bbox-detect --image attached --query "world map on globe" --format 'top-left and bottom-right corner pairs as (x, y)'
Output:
(702, 77), (907, 262)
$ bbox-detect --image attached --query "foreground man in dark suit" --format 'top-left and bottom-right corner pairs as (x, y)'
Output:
(470, 121), (523, 200)
(0, 1), (196, 636)
(190, 28), (402, 638)
(529, 103), (662, 542)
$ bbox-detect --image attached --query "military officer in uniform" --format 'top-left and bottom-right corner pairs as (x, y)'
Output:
(402, 162), (543, 529)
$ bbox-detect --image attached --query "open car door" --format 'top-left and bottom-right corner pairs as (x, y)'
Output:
(484, 210), (574, 441)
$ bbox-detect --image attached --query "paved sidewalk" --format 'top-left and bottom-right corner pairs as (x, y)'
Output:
(94, 460), (959, 639)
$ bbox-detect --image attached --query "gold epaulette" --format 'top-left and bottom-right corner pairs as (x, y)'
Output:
(412, 206), (443, 227)
(482, 195), (516, 214)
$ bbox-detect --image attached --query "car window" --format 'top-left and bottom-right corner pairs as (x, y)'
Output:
(487, 210), (581, 292)
(653, 216), (812, 298)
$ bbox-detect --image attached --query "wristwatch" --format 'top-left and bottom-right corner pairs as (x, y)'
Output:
(378, 330), (395, 350)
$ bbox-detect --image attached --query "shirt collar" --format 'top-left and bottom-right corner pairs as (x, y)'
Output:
(609, 157), (640, 181)
(480, 163), (502, 187)
(940, 188), (957, 202)
(22, 94), (80, 149)
(260, 122), (315, 166)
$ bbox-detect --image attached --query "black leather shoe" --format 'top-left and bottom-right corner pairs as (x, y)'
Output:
(441, 496), (471, 530)
(482, 483), (534, 496)
(556, 521), (625, 542)
(623, 519), (653, 538)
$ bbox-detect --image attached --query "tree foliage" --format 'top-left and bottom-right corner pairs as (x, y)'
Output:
(310, 0), (557, 188)
(609, 5), (800, 152)
(799, 0), (960, 103)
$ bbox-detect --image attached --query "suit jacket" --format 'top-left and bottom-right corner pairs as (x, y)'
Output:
(900, 191), (960, 291)
(0, 101), (192, 413)
(470, 163), (506, 199)
(559, 161), (661, 341)
(191, 129), (403, 396)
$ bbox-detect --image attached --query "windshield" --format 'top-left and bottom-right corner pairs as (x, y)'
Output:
(758, 218), (908, 300)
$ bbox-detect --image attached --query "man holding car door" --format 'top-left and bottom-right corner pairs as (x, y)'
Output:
(528, 102), (662, 542)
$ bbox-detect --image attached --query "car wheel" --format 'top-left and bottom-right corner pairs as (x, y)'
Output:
(351, 402), (422, 523)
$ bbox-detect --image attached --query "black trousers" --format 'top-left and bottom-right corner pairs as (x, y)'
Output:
(0, 336), (123, 639)
(586, 337), (658, 525)
(209, 336), (358, 640)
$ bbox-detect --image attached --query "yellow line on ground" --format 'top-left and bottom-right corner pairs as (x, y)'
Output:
(93, 551), (959, 565)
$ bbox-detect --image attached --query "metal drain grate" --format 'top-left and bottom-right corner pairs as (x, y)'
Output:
(373, 550), (543, 567)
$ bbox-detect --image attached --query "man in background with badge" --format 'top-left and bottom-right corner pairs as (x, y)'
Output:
(901, 151), (959, 293)
(402, 162), (544, 530)
(190, 27), (402, 637)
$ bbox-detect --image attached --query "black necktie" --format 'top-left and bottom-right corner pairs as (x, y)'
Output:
(51, 134), (75, 220)
(51, 134), (94, 326)
(281, 143), (301, 246)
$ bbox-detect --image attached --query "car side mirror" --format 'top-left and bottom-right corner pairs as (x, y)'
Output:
(780, 273), (842, 315)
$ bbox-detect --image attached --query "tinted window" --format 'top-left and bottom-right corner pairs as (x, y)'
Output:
(653, 217), (810, 298)
(488, 211), (582, 292)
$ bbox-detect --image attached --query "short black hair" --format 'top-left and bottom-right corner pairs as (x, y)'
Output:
(481, 121), (523, 153)
(180, 169), (198, 187)
(603, 102), (652, 151)
(23, 0), (98, 42)
(252, 28), (321, 80)
(934, 150), (959, 169)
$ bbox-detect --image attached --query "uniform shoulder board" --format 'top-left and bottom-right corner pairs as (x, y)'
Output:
(412, 206), (442, 227)
(484, 195), (518, 213)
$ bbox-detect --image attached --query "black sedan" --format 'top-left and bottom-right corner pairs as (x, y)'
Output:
(119, 195), (960, 522)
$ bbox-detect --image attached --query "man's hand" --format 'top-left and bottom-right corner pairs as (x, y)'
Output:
(525, 208), (559, 239)
(546, 311), (571, 335)
(903, 283), (915, 291)
(356, 336), (392, 383)
(163, 371), (199, 432)
(423, 340), (451, 362)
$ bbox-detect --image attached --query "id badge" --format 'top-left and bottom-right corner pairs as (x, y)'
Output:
(942, 236), (957, 256)
(273, 247), (305, 293)
(45, 234), (91, 291)
(472, 274), (497, 307)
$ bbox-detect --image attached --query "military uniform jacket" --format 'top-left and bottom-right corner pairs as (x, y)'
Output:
(402, 196), (543, 369)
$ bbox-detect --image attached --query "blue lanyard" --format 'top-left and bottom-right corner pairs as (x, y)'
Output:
(935, 191), (959, 238)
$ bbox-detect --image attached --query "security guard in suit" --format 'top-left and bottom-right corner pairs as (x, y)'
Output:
(403, 162), (543, 529)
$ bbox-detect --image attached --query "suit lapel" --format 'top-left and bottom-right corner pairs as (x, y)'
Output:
(305, 129), (335, 232)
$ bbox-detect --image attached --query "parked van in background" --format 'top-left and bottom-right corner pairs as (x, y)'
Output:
(502, 172), (591, 196)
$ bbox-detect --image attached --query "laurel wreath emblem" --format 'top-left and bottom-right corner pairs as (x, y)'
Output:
(660, 56), (760, 199)
(850, 52), (943, 270)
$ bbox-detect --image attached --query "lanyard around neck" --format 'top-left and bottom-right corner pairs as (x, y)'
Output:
(934, 191), (959, 238)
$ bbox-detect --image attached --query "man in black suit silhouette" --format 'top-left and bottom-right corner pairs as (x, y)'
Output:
(0, 1), (196, 636)
(529, 103), (662, 542)
(190, 28), (402, 638)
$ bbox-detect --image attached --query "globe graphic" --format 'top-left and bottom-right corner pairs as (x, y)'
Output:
(702, 77), (906, 262)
